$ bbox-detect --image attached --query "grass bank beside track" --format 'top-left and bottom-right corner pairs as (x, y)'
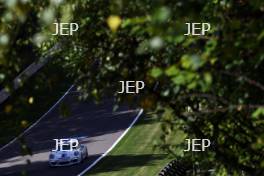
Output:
(88, 115), (172, 176)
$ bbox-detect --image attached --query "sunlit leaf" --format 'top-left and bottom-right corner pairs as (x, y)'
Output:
(107, 15), (122, 32)
(150, 67), (163, 78)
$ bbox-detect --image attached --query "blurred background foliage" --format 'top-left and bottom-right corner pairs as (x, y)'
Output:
(0, 0), (264, 175)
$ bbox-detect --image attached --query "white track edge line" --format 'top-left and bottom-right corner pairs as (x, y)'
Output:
(0, 84), (75, 152)
(78, 108), (144, 176)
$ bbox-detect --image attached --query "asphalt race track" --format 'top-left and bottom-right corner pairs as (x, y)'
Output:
(0, 88), (141, 176)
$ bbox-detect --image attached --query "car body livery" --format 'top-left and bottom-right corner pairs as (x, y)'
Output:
(49, 139), (88, 167)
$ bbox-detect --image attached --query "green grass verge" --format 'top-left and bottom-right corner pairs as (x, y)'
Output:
(88, 115), (172, 176)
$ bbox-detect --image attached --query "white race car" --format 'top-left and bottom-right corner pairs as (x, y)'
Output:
(49, 140), (88, 167)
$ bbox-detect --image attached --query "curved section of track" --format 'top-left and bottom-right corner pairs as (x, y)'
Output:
(0, 89), (142, 176)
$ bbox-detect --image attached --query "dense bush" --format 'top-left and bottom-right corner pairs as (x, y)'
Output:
(0, 0), (263, 175)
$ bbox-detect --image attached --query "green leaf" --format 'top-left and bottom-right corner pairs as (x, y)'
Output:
(171, 75), (185, 85)
(181, 54), (204, 70)
(150, 67), (163, 78)
(204, 72), (212, 85)
(187, 81), (197, 89)
(165, 65), (179, 76)
(252, 108), (264, 119)
(153, 6), (170, 23)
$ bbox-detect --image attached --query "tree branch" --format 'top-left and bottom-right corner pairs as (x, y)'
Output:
(221, 71), (264, 92)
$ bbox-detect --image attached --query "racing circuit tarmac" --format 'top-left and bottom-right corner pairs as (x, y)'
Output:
(0, 87), (142, 176)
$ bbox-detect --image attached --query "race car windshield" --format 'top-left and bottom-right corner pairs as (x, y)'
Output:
(59, 145), (71, 151)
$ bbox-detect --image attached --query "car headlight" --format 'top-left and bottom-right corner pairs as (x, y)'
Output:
(74, 151), (79, 156)
(49, 154), (55, 159)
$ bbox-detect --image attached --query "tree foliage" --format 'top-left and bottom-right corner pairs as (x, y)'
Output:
(1, 0), (264, 175)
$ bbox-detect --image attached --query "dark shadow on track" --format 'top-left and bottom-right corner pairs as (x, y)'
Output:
(1, 154), (101, 176)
